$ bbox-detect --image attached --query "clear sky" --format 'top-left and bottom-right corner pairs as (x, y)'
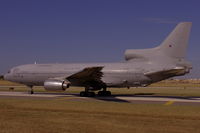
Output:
(0, 0), (200, 78)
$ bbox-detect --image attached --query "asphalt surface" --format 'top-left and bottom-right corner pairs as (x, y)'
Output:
(0, 91), (200, 105)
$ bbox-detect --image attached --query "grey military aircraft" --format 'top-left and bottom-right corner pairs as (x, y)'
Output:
(3, 22), (192, 97)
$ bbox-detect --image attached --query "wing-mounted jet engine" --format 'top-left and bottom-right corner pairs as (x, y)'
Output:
(44, 78), (71, 91)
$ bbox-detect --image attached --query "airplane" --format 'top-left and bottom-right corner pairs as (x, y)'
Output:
(3, 22), (192, 97)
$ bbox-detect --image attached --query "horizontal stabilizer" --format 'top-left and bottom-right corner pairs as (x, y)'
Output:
(145, 67), (188, 82)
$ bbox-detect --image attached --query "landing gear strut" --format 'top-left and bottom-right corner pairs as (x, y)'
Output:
(98, 88), (111, 96)
(80, 87), (95, 97)
(27, 85), (34, 94)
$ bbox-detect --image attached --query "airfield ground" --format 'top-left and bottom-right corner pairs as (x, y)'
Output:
(0, 80), (200, 133)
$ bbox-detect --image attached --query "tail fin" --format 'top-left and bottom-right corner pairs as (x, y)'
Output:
(124, 22), (192, 61)
(157, 22), (192, 58)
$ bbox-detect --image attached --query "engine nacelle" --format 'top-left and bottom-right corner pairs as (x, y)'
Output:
(44, 79), (70, 91)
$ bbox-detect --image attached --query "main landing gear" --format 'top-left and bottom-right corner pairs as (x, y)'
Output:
(79, 87), (112, 97)
(98, 88), (111, 97)
(80, 91), (95, 97)
(80, 86), (95, 97)
(97, 91), (111, 96)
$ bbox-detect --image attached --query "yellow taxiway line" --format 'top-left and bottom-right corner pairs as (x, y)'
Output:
(164, 101), (175, 106)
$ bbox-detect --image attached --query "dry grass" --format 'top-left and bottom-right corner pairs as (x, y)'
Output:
(1, 80), (200, 133)
(0, 97), (200, 133)
(0, 80), (22, 86)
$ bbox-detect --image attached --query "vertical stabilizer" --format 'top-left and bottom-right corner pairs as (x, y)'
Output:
(157, 22), (192, 58)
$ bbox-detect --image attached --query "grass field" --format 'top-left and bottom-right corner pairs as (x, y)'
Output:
(0, 97), (200, 133)
(1, 80), (200, 133)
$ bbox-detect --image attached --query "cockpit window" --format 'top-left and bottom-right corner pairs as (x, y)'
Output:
(7, 68), (20, 74)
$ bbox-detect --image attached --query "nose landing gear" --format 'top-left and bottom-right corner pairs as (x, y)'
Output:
(27, 85), (34, 94)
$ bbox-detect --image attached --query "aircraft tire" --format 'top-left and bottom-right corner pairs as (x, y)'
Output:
(28, 90), (34, 94)
(98, 91), (102, 96)
(80, 91), (95, 97)
(98, 91), (111, 96)
(88, 92), (95, 97)
(80, 91), (86, 97)
(106, 91), (111, 96)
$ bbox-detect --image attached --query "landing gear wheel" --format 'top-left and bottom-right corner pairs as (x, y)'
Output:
(80, 91), (95, 97)
(28, 89), (34, 94)
(80, 91), (85, 97)
(98, 91), (111, 96)
(98, 91), (103, 96)
(27, 86), (34, 94)
(106, 91), (111, 96)
(88, 92), (95, 97)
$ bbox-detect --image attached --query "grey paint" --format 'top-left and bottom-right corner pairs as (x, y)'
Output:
(4, 22), (192, 92)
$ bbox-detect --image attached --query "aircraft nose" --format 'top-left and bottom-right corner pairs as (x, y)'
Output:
(3, 73), (15, 82)
(3, 74), (9, 80)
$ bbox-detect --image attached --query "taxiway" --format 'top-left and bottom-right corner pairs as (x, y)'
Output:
(0, 91), (200, 105)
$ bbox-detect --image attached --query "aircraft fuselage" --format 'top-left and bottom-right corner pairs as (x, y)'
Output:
(4, 60), (186, 88)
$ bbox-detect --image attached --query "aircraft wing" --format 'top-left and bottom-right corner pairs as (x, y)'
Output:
(145, 67), (188, 81)
(66, 66), (106, 88)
